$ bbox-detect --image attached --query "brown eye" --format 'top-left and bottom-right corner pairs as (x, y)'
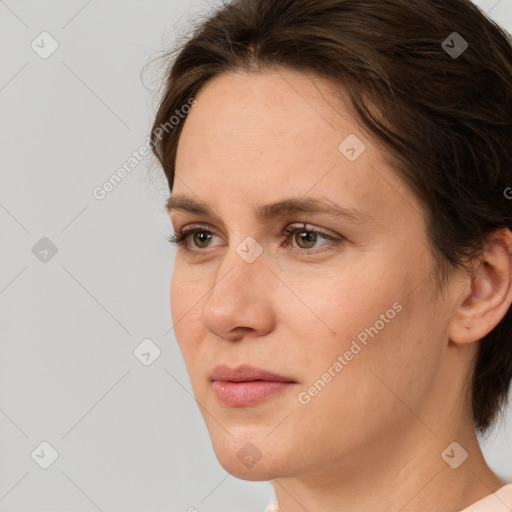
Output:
(284, 224), (342, 255)
(168, 226), (220, 251)
(169, 223), (343, 256)
(192, 231), (213, 248)
(294, 230), (317, 249)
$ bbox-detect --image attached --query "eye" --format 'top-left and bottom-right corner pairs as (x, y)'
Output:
(167, 223), (344, 255)
(167, 224), (222, 250)
(283, 224), (342, 254)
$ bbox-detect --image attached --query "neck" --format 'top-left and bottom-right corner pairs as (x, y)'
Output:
(271, 421), (503, 512)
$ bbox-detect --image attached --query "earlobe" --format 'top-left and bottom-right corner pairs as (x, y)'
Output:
(448, 228), (512, 345)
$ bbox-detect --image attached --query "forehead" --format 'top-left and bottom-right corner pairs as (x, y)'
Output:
(176, 69), (355, 168)
(174, 69), (414, 222)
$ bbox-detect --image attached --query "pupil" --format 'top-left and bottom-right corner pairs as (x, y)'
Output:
(195, 232), (210, 247)
(297, 231), (316, 249)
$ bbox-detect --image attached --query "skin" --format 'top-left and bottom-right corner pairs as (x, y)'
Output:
(168, 68), (512, 512)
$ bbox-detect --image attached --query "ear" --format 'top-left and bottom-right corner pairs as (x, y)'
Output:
(448, 228), (512, 345)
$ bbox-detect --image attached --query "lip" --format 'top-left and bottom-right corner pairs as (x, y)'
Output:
(210, 364), (296, 383)
(210, 364), (297, 407)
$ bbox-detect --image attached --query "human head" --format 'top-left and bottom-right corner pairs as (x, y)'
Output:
(151, 0), (512, 480)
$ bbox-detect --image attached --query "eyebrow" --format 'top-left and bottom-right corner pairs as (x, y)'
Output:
(166, 195), (374, 224)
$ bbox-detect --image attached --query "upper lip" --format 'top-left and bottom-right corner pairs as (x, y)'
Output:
(210, 364), (296, 383)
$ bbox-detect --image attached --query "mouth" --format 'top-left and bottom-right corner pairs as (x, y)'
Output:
(210, 364), (298, 407)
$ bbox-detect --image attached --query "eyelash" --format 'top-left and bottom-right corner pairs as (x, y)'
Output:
(167, 223), (343, 256)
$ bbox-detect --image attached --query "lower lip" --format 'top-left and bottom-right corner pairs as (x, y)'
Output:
(212, 380), (295, 406)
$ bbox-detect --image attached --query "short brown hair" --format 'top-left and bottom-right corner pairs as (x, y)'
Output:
(150, 0), (512, 433)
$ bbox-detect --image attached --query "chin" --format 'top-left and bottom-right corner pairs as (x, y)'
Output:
(208, 430), (286, 481)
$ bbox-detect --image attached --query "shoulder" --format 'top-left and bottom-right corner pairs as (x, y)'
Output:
(460, 483), (512, 512)
(264, 500), (279, 512)
(264, 484), (512, 512)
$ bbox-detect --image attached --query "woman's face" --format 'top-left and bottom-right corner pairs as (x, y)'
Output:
(169, 69), (463, 480)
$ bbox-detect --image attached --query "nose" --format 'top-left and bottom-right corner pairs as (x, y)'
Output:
(200, 243), (276, 342)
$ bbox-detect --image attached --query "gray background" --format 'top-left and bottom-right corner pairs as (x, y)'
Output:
(1, 1), (511, 511)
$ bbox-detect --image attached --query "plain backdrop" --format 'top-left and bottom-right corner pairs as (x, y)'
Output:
(1, 0), (511, 511)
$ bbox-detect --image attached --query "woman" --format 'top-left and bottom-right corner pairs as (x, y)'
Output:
(150, 0), (512, 510)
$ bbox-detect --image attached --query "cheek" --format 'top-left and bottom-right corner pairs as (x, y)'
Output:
(170, 264), (204, 358)
(285, 261), (399, 358)
(287, 298), (430, 460)
(286, 260), (430, 406)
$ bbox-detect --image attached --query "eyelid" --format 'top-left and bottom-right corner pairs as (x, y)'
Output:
(285, 222), (342, 240)
(176, 222), (341, 239)
(180, 223), (225, 242)
(180, 224), (226, 247)
(170, 222), (345, 254)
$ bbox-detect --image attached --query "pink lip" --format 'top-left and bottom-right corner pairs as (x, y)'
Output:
(210, 364), (297, 407)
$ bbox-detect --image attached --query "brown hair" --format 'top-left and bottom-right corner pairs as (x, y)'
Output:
(150, 0), (512, 433)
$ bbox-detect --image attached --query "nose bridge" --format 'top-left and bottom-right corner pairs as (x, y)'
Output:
(211, 236), (267, 303)
(200, 236), (272, 336)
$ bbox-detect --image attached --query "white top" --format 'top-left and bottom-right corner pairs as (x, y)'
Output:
(264, 483), (512, 512)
